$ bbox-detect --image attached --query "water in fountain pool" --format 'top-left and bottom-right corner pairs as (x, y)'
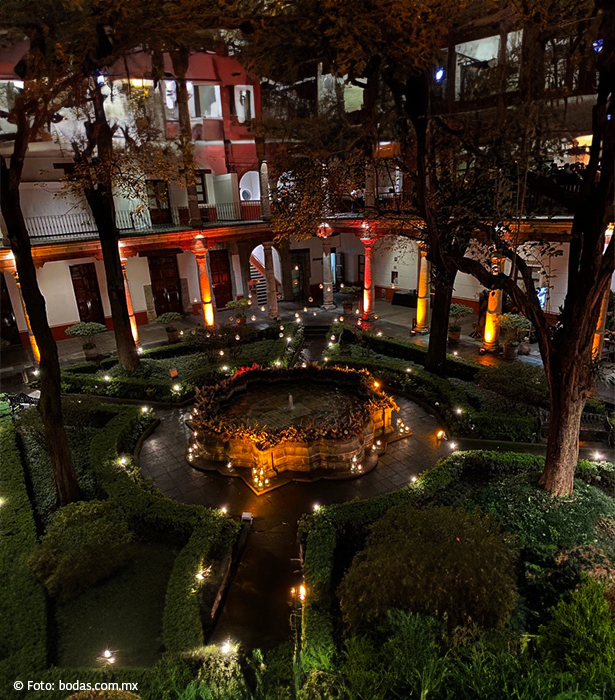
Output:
(222, 382), (361, 431)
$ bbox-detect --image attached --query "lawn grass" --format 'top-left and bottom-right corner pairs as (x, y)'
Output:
(55, 542), (176, 668)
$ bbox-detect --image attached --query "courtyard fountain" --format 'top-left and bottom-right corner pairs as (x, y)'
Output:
(186, 365), (398, 493)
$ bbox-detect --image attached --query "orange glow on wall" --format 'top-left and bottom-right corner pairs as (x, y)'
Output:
(363, 288), (372, 316)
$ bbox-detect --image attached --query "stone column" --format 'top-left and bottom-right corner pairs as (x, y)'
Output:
(11, 270), (40, 364)
(321, 238), (335, 309)
(482, 257), (504, 352)
(193, 238), (216, 327)
(360, 236), (375, 321)
(415, 246), (431, 333)
(592, 287), (610, 358)
(120, 255), (139, 347)
(263, 241), (279, 319)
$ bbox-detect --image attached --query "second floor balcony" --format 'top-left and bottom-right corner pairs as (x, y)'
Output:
(17, 201), (263, 244)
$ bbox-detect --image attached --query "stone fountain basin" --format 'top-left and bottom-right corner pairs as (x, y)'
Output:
(189, 375), (394, 475)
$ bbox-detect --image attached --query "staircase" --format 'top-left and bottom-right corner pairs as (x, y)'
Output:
(249, 264), (268, 306)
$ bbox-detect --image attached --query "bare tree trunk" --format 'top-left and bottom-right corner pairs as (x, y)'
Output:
(539, 370), (587, 496)
(171, 48), (201, 227)
(86, 84), (140, 371)
(425, 277), (453, 375)
(87, 189), (140, 371)
(1, 155), (80, 506)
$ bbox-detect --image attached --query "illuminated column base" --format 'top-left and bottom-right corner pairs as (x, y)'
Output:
(414, 248), (430, 333)
(321, 239), (335, 309)
(360, 237), (375, 321)
(120, 259), (140, 347)
(592, 288), (610, 358)
(193, 238), (216, 328)
(482, 289), (502, 352)
(12, 271), (40, 365)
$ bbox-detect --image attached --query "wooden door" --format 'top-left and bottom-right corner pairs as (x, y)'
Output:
(0, 273), (21, 346)
(70, 263), (105, 324)
(334, 250), (345, 289)
(147, 253), (182, 316)
(209, 249), (233, 308)
(290, 249), (310, 302)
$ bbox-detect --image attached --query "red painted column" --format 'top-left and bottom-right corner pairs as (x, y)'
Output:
(360, 236), (375, 321)
(192, 237), (216, 327)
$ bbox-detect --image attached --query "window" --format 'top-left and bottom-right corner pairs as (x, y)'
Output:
(193, 85), (222, 119)
(146, 181), (170, 210)
(233, 86), (255, 123)
(195, 171), (210, 204)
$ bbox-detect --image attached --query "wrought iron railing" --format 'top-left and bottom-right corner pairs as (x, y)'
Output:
(22, 201), (263, 242)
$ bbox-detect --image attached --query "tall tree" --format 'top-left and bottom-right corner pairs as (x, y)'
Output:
(241, 0), (614, 494)
(0, 24), (81, 505)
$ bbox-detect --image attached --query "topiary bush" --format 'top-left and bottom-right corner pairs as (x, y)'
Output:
(29, 500), (135, 600)
(65, 322), (108, 349)
(337, 505), (519, 633)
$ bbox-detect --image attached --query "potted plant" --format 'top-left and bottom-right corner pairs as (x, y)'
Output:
(225, 298), (251, 326)
(448, 304), (474, 344)
(156, 312), (183, 343)
(499, 313), (531, 360)
(339, 285), (362, 314)
(65, 321), (107, 360)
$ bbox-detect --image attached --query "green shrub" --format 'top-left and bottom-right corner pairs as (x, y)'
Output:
(65, 321), (107, 349)
(29, 500), (135, 600)
(0, 418), (47, 686)
(476, 362), (548, 408)
(156, 312), (183, 331)
(539, 577), (615, 688)
(338, 505), (519, 632)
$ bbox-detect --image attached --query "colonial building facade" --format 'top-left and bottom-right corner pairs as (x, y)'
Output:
(0, 15), (613, 359)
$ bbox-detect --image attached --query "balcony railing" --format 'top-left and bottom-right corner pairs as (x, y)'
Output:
(22, 201), (263, 242)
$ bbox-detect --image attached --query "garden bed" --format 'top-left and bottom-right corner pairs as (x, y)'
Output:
(298, 450), (615, 696)
(59, 324), (303, 404)
(0, 400), (239, 700)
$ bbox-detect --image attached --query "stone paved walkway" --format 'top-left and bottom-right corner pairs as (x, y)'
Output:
(139, 396), (448, 652)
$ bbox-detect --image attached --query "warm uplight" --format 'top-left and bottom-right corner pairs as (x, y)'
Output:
(141, 406), (149, 413)
(594, 452), (603, 461)
(411, 476), (417, 483)
(313, 503), (320, 512)
(450, 442), (458, 450)
(104, 374), (111, 382)
(221, 641), (231, 654)
(299, 585), (306, 601)
(103, 650), (111, 659)
(436, 430), (446, 440)
(455, 408), (463, 415)
(173, 383), (181, 392)
(373, 381), (380, 388)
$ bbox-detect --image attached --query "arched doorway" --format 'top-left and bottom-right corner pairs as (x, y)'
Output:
(249, 244), (281, 306)
(239, 171), (261, 202)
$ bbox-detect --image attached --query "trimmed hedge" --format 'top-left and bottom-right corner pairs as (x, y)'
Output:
(87, 408), (239, 653)
(0, 418), (47, 687)
(327, 349), (539, 442)
(334, 323), (481, 380)
(61, 327), (301, 404)
(299, 450), (615, 673)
